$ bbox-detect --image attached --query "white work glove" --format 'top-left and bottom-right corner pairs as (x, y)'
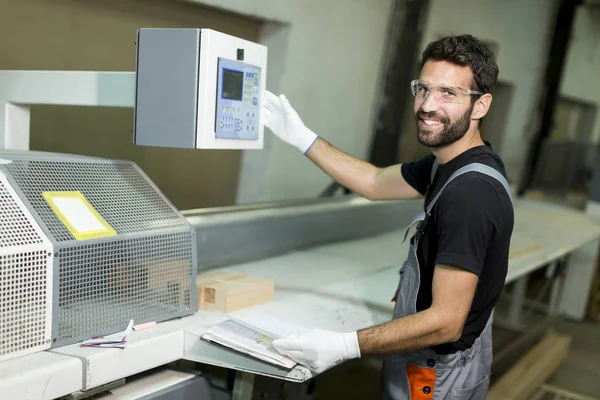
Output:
(272, 329), (361, 373)
(263, 91), (319, 154)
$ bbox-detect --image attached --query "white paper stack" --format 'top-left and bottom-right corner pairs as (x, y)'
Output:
(81, 320), (134, 349)
(201, 319), (297, 369)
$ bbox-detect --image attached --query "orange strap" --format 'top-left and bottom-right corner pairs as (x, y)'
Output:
(406, 363), (436, 399)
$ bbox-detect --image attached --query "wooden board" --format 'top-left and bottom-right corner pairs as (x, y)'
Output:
(196, 271), (274, 312)
(488, 333), (571, 400)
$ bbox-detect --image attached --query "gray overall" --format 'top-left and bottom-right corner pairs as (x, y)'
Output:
(381, 162), (512, 400)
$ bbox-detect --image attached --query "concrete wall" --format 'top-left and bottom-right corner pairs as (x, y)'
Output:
(192, 0), (567, 197)
(418, 0), (559, 184)
(560, 5), (600, 143)
(188, 0), (394, 203)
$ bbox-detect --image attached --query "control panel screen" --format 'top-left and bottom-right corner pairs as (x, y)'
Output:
(215, 57), (262, 140)
(222, 69), (243, 101)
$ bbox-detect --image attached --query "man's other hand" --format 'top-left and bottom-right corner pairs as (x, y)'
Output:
(272, 329), (360, 373)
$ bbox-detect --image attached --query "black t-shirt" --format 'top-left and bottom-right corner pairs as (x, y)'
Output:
(401, 144), (514, 354)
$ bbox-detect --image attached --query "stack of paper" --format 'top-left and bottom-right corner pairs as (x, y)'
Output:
(201, 319), (297, 369)
(81, 320), (134, 349)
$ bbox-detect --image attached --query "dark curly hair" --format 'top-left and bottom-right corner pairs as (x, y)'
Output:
(420, 34), (499, 96)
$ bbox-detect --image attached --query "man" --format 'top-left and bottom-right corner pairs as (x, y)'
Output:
(265, 34), (514, 399)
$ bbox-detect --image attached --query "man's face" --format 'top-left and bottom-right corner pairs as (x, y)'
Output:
(413, 61), (476, 149)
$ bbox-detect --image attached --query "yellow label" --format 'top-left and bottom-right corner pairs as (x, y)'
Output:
(42, 191), (116, 240)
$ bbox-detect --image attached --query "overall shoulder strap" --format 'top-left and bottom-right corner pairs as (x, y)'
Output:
(426, 162), (512, 215)
(430, 159), (438, 184)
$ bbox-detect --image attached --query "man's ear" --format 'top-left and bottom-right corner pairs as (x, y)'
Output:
(471, 93), (492, 120)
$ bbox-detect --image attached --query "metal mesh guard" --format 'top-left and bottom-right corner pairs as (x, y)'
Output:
(0, 178), (43, 247)
(0, 250), (51, 360)
(5, 159), (188, 242)
(56, 231), (194, 344)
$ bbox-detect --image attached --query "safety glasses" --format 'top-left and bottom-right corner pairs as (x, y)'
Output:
(410, 79), (483, 104)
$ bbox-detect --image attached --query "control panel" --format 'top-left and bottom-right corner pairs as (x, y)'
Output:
(134, 28), (267, 150)
(215, 57), (261, 140)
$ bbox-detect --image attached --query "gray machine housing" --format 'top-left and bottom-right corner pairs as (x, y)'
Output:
(0, 150), (198, 347)
(134, 28), (202, 149)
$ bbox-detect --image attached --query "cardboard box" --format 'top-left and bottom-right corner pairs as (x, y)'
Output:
(196, 271), (274, 312)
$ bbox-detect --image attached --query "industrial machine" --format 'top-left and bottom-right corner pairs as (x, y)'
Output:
(0, 150), (198, 362)
(133, 28), (268, 150)
(0, 27), (269, 364)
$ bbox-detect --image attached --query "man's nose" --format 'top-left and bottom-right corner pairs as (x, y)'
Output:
(419, 89), (443, 112)
(420, 92), (440, 113)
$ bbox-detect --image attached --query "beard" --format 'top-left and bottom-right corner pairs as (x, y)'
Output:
(415, 103), (474, 148)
